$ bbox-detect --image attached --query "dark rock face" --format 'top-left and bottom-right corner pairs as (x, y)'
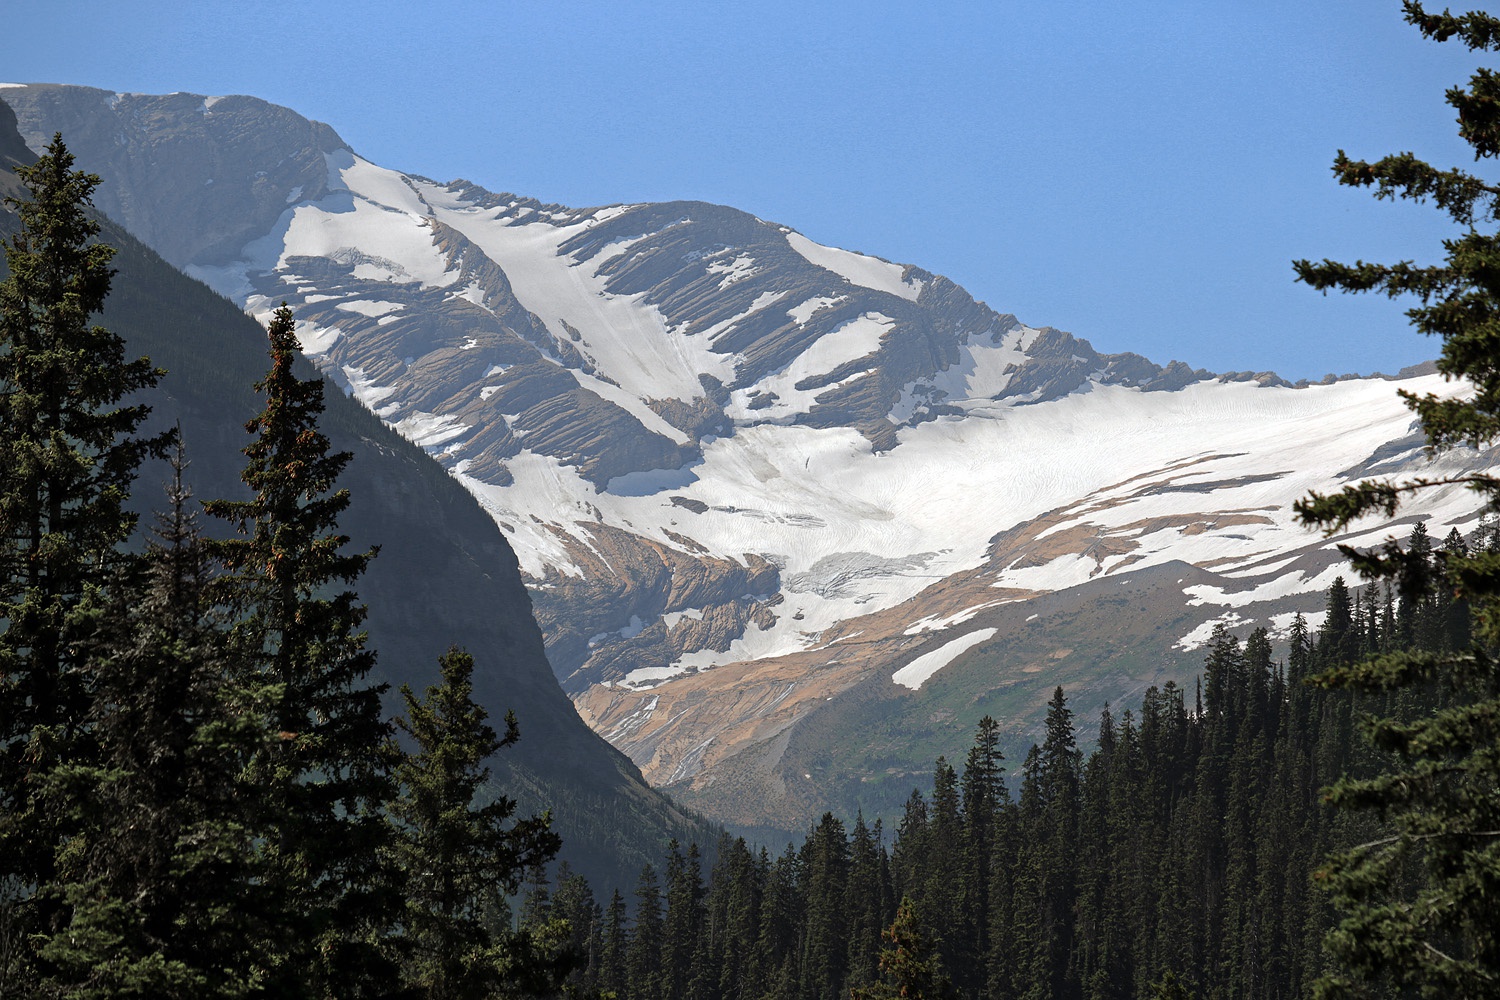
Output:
(5, 85), (346, 267)
(0, 96), (38, 171)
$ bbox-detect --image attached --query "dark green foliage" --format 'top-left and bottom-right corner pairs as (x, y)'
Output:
(35, 443), (268, 998)
(203, 303), (399, 996)
(1292, 3), (1500, 996)
(0, 123), (704, 995)
(389, 646), (565, 999)
(0, 134), (168, 995)
(0, 114), (717, 894)
(850, 896), (954, 1000)
(627, 864), (664, 1000)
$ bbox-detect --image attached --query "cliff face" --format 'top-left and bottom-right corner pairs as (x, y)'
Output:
(5, 85), (346, 267)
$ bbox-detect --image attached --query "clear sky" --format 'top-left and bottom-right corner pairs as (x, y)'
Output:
(2, 1), (1488, 380)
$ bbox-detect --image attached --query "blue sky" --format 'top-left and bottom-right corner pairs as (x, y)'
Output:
(3, 2), (1487, 379)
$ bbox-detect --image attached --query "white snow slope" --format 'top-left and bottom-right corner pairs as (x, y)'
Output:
(188, 147), (1491, 715)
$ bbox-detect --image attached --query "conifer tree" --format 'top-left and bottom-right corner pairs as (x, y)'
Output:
(958, 717), (1007, 995)
(388, 646), (563, 999)
(598, 889), (628, 999)
(627, 863), (665, 1000)
(845, 814), (887, 997)
(661, 840), (705, 1000)
(851, 895), (954, 1000)
(550, 862), (601, 998)
(1293, 6), (1500, 994)
(0, 134), (166, 992)
(801, 814), (851, 1000)
(203, 303), (396, 996)
(37, 441), (268, 998)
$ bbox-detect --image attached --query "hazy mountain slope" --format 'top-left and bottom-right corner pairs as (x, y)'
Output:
(0, 97), (713, 888)
(7, 83), (1493, 834)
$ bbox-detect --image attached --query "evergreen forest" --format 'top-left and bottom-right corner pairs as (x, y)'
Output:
(523, 549), (1483, 1000)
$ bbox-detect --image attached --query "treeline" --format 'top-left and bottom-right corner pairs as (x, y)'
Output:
(532, 529), (1477, 1000)
(1, 139), (570, 998)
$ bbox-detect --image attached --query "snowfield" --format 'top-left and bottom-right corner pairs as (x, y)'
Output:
(186, 147), (1493, 693)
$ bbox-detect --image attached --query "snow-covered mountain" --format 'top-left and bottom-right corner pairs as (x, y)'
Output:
(7, 84), (1490, 829)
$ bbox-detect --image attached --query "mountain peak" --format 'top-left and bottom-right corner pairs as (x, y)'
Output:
(4, 83), (348, 267)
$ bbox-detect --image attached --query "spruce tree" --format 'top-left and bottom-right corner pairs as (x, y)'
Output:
(959, 717), (1007, 996)
(0, 134), (166, 992)
(851, 895), (954, 1000)
(661, 840), (705, 1000)
(1292, 3), (1500, 996)
(203, 303), (395, 996)
(37, 441), (268, 998)
(626, 863), (665, 1000)
(388, 646), (562, 999)
(598, 889), (628, 999)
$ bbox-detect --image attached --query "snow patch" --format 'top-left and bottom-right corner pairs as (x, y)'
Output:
(1174, 611), (1250, 652)
(1269, 610), (1328, 639)
(727, 312), (895, 421)
(336, 299), (404, 318)
(786, 295), (846, 325)
(417, 188), (736, 402)
(592, 615), (646, 645)
(662, 608), (706, 629)
(573, 369), (691, 446)
(706, 253), (758, 288)
(785, 231), (923, 301)
(341, 366), (398, 410)
(297, 322), (341, 355)
(892, 629), (998, 690)
(904, 601), (1005, 635)
(621, 664), (691, 689)
(393, 410), (468, 450)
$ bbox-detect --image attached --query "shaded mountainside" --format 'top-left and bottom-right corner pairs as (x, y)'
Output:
(0, 102), (714, 891)
(6, 83), (1494, 840)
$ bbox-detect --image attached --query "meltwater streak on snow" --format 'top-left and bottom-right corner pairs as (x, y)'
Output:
(418, 184), (737, 404)
(785, 231), (924, 301)
(892, 629), (999, 690)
